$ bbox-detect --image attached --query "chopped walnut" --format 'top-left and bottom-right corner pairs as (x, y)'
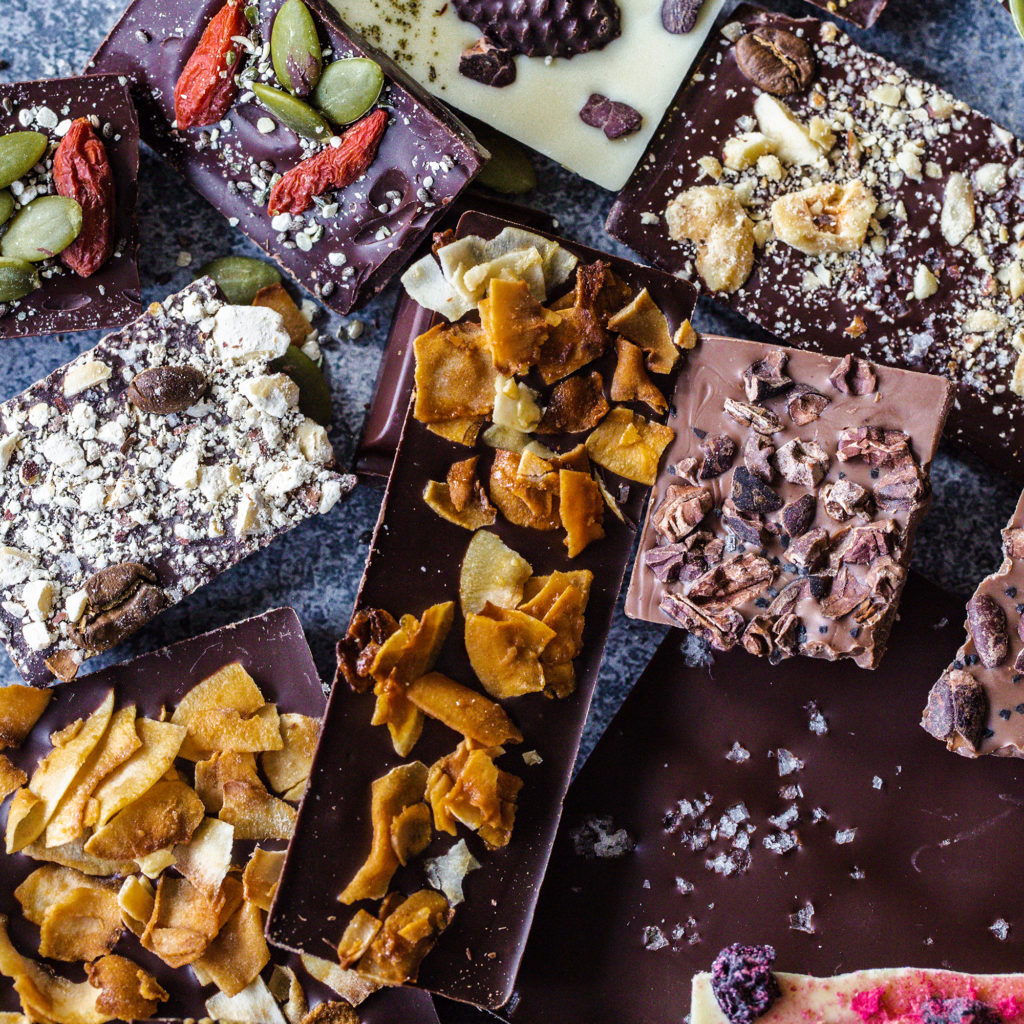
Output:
(665, 186), (755, 293)
(770, 180), (877, 256)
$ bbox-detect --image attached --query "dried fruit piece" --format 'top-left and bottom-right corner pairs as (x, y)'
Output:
(268, 108), (388, 215)
(665, 186), (755, 293)
(271, 0), (323, 96)
(127, 365), (207, 415)
(479, 276), (552, 374)
(771, 181), (877, 256)
(459, 39), (517, 88)
(922, 668), (988, 753)
(966, 593), (1009, 668)
(356, 889), (452, 985)
(711, 943), (781, 1024)
(0, 196), (83, 263)
(406, 672), (522, 747)
(580, 94), (642, 139)
(0, 256), (40, 302)
(0, 131), (47, 189)
(253, 83), (331, 140)
(459, 530), (533, 615)
(488, 448), (560, 530)
(199, 255), (281, 304)
(735, 28), (815, 95)
(53, 119), (116, 277)
(312, 60), (385, 127)
(174, 0), (250, 130)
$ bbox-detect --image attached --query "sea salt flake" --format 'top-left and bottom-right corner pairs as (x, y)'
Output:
(643, 926), (669, 951)
(991, 919), (1011, 941)
(763, 831), (798, 855)
(769, 804), (799, 830)
(726, 741), (751, 762)
(570, 815), (636, 859)
(835, 828), (857, 845)
(675, 877), (694, 895)
(789, 902), (816, 934)
(805, 702), (829, 735)
(872, 775), (884, 790)
(777, 748), (805, 776)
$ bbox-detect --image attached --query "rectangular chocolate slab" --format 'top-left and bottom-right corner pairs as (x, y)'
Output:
(0, 75), (141, 339)
(506, 573), (1024, 1024)
(268, 211), (698, 1009)
(0, 607), (441, 1024)
(608, 5), (1024, 480)
(88, 0), (485, 315)
(626, 334), (951, 668)
(0, 278), (353, 686)
(923, 488), (1024, 758)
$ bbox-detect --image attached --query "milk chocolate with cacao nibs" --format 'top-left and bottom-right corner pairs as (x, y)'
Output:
(923, 488), (1024, 758)
(626, 334), (951, 669)
(608, 5), (1024, 481)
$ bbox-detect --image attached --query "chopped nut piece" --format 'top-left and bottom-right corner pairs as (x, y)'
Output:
(754, 94), (826, 167)
(771, 180), (877, 255)
(940, 172), (976, 246)
(335, 609), (399, 693)
(723, 132), (775, 171)
(922, 668), (988, 753)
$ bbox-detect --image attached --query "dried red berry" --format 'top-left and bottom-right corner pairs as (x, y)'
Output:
(710, 944), (780, 1024)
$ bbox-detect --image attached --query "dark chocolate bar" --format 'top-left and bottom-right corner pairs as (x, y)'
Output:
(268, 211), (698, 1009)
(0, 607), (440, 1024)
(923, 488), (1024, 757)
(626, 334), (951, 668)
(507, 574), (1024, 1024)
(88, 0), (485, 316)
(0, 278), (353, 686)
(0, 75), (141, 340)
(799, 0), (887, 28)
(608, 5), (1024, 480)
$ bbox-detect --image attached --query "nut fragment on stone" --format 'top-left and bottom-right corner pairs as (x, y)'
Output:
(921, 669), (988, 753)
(771, 180), (877, 256)
(126, 366), (207, 415)
(665, 186), (755, 293)
(966, 593), (1009, 668)
(735, 27), (815, 96)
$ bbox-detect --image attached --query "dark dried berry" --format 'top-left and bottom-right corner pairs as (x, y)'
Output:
(127, 365), (207, 415)
(710, 944), (780, 1024)
(828, 353), (877, 395)
(661, 0), (705, 33)
(785, 384), (829, 426)
(735, 27), (815, 96)
(920, 997), (1002, 1024)
(967, 593), (1009, 668)
(580, 93), (642, 139)
(699, 433), (738, 478)
(921, 668), (988, 753)
(731, 466), (783, 514)
(742, 349), (791, 401)
(459, 37), (517, 87)
(780, 493), (816, 537)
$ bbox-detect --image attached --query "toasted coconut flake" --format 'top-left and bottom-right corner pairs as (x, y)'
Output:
(15, 865), (107, 925)
(465, 603), (555, 699)
(607, 288), (678, 374)
(195, 751), (258, 814)
(424, 839), (481, 906)
(336, 909), (382, 968)
(40, 885), (124, 962)
(85, 955), (167, 1022)
(535, 371), (609, 434)
(174, 816), (234, 897)
(302, 1000), (359, 1024)
(242, 847), (286, 911)
(268, 964), (308, 1024)
(252, 283), (312, 345)
(0, 687), (51, 750)
(194, 900), (269, 997)
(0, 756), (26, 803)
(479, 276), (553, 375)
(135, 848), (176, 878)
(413, 321), (496, 424)
(299, 954), (380, 1007)
(339, 763), (429, 905)
(558, 469), (605, 557)
(481, 424), (554, 456)
(369, 602), (454, 689)
(459, 531), (533, 616)
(406, 672), (523, 747)
(423, 480), (497, 531)
(368, 676), (423, 759)
(141, 875), (234, 969)
(220, 774), (298, 842)
(355, 890), (453, 986)
(261, 714), (320, 795)
(488, 448), (561, 530)
(206, 976), (288, 1024)
(84, 780), (204, 861)
(282, 778), (307, 803)
(6, 790), (45, 855)
(400, 252), (473, 322)
(20, 836), (135, 877)
(87, 718), (186, 828)
(116, 876), (154, 937)
(425, 417), (484, 447)
(610, 338), (668, 413)
(584, 407), (675, 485)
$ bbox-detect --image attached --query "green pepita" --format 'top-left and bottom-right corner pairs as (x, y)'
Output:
(313, 58), (384, 126)
(273, 345), (332, 426)
(0, 132), (48, 190)
(0, 196), (83, 263)
(252, 83), (331, 141)
(0, 190), (14, 228)
(0, 257), (41, 303)
(472, 124), (537, 195)
(271, 0), (322, 96)
(198, 255), (283, 305)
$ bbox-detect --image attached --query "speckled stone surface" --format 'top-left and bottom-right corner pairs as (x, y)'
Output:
(0, 0), (1022, 1020)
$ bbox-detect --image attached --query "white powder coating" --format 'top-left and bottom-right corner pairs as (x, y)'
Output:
(326, 0), (727, 190)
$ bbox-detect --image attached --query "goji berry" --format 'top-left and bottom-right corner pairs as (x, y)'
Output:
(53, 119), (116, 278)
(268, 108), (389, 216)
(174, 0), (249, 130)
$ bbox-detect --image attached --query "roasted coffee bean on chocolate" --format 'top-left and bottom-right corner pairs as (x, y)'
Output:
(966, 593), (1010, 669)
(661, 0), (706, 33)
(734, 26), (815, 96)
(126, 364), (207, 414)
(70, 563), (168, 653)
(580, 94), (643, 139)
(459, 38), (517, 87)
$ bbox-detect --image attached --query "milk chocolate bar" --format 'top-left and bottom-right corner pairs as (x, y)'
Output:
(626, 334), (951, 669)
(923, 488), (1024, 757)
(0, 75), (141, 340)
(0, 607), (441, 1024)
(0, 278), (353, 686)
(508, 574), (1024, 1024)
(608, 6), (1024, 479)
(692, 958), (1024, 1024)
(88, 0), (485, 315)
(326, 0), (726, 190)
(268, 212), (698, 1009)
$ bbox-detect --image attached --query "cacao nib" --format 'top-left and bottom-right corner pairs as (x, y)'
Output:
(822, 479), (872, 521)
(836, 426), (913, 468)
(459, 37), (517, 87)
(699, 433), (738, 478)
(743, 431), (775, 483)
(661, 0), (705, 33)
(966, 593), (1009, 668)
(723, 397), (781, 434)
(660, 592), (745, 650)
(674, 456), (700, 483)
(775, 438), (829, 487)
(1003, 526), (1024, 559)
(580, 94), (642, 139)
(788, 527), (829, 570)
(742, 616), (773, 658)
(921, 669), (988, 752)
(780, 493), (816, 538)
(710, 944), (780, 1024)
(731, 466), (783, 514)
(828, 353), (877, 395)
(742, 350), (791, 401)
(837, 521), (898, 565)
(785, 384), (829, 425)
(874, 462), (927, 511)
(688, 551), (775, 611)
(819, 566), (867, 619)
(722, 508), (767, 547)
(652, 483), (713, 542)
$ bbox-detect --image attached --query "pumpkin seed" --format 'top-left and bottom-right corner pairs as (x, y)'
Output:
(0, 190), (13, 228)
(198, 255), (282, 304)
(273, 345), (331, 425)
(0, 132), (48, 190)
(271, 0), (322, 96)
(252, 83), (331, 141)
(472, 125), (537, 194)
(313, 58), (384, 126)
(0, 196), (83, 263)
(0, 257), (41, 302)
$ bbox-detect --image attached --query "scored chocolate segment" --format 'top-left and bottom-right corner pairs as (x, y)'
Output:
(268, 212), (698, 1009)
(508, 574), (1024, 1024)
(0, 75), (141, 340)
(0, 607), (441, 1024)
(924, 488), (1024, 758)
(626, 335), (951, 669)
(88, 0), (485, 316)
(608, 5), (1024, 481)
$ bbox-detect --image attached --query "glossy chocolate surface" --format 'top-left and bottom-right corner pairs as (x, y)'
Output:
(508, 574), (1024, 1024)
(268, 212), (698, 1009)
(88, 0), (485, 316)
(0, 607), (440, 1023)
(0, 75), (141, 340)
(608, 5), (1024, 481)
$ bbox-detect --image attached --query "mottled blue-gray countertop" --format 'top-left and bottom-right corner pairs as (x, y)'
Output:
(0, 0), (1021, 1020)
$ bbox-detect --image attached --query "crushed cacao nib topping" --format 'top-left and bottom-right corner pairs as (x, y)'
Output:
(836, 426), (914, 469)
(731, 466), (783, 514)
(779, 493), (816, 538)
(652, 483), (714, 542)
(828, 354), (877, 396)
(788, 527), (829, 571)
(822, 479), (872, 521)
(874, 462), (927, 511)
(699, 433), (738, 478)
(836, 520), (899, 565)
(742, 350), (792, 402)
(660, 591), (745, 651)
(819, 566), (868, 619)
(922, 669), (989, 752)
(743, 431), (775, 483)
(1003, 527), (1024, 559)
(674, 456), (700, 483)
(722, 502), (768, 547)
(775, 438), (829, 488)
(785, 384), (829, 426)
(645, 531), (725, 584)
(688, 551), (775, 611)
(723, 397), (781, 434)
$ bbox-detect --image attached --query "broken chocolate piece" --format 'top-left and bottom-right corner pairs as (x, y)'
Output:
(459, 37), (517, 87)
(580, 94), (643, 140)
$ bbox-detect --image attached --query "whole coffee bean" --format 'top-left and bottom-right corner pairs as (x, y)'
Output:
(127, 365), (207, 415)
(735, 27), (816, 96)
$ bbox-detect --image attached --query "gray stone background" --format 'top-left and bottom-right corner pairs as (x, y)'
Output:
(0, 0), (1020, 1021)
